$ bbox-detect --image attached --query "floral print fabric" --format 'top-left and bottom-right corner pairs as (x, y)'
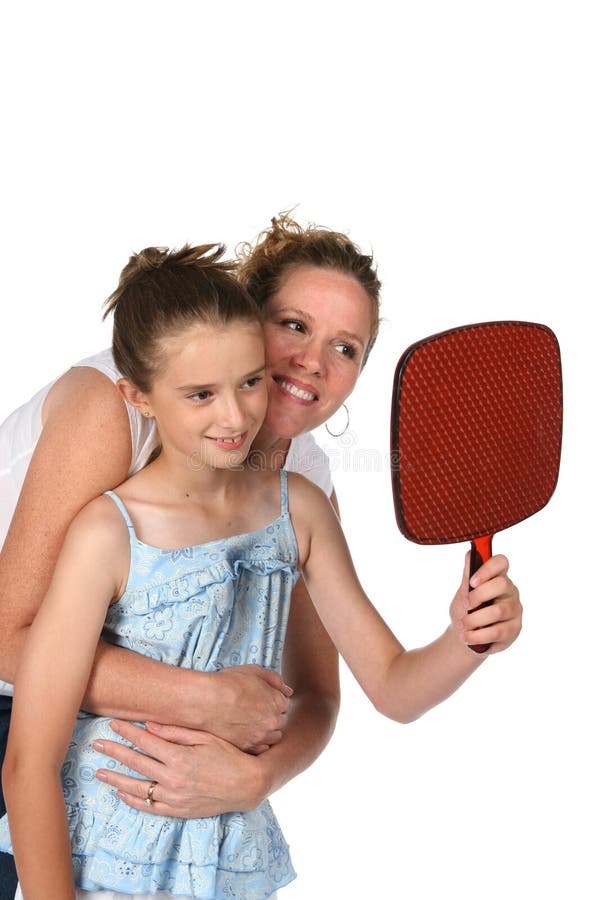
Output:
(0, 472), (298, 899)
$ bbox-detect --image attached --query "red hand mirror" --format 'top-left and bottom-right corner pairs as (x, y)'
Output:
(391, 321), (563, 652)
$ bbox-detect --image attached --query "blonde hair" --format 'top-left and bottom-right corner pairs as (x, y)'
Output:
(237, 212), (381, 365)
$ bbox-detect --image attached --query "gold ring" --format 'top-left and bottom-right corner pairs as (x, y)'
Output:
(145, 780), (158, 807)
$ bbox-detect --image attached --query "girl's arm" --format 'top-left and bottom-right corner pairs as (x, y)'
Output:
(79, 485), (345, 818)
(2, 499), (126, 899)
(292, 475), (522, 723)
(0, 366), (288, 750)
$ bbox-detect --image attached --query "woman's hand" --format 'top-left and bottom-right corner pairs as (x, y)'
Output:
(93, 578), (341, 818)
(450, 553), (522, 654)
(94, 720), (268, 818)
(201, 665), (293, 752)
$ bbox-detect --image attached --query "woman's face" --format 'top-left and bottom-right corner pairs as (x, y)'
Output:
(262, 265), (374, 439)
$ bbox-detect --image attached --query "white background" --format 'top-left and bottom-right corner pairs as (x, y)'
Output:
(1, 2), (598, 897)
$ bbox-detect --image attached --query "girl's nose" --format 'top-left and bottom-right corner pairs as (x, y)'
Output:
(219, 395), (246, 430)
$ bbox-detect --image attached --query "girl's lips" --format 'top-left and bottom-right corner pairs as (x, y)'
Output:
(273, 376), (319, 404)
(206, 432), (248, 451)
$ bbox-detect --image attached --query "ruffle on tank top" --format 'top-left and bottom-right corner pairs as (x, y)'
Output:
(0, 472), (298, 899)
(66, 794), (292, 897)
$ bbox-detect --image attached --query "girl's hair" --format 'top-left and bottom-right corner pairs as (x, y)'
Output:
(103, 243), (261, 391)
(236, 212), (381, 365)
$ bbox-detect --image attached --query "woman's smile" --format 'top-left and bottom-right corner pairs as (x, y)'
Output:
(262, 265), (373, 438)
(272, 376), (319, 404)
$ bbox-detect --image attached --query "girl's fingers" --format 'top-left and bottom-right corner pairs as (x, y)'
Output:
(465, 596), (514, 630)
(469, 553), (509, 587)
(462, 600), (522, 649)
(467, 575), (515, 612)
(462, 622), (502, 649)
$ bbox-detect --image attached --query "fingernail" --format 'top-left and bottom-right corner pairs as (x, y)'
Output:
(146, 722), (161, 733)
(470, 575), (480, 588)
(93, 740), (105, 751)
(284, 685), (294, 696)
(456, 619), (464, 631)
(95, 770), (107, 781)
(110, 721), (121, 733)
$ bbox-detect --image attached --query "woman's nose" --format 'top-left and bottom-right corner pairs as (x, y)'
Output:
(291, 341), (325, 375)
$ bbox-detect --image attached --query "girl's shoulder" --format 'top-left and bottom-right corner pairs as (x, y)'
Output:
(54, 492), (132, 600)
(286, 470), (337, 560)
(68, 492), (132, 554)
(286, 469), (326, 498)
(287, 471), (336, 529)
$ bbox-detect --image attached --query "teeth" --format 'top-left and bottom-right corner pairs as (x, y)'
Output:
(214, 435), (242, 443)
(278, 379), (316, 401)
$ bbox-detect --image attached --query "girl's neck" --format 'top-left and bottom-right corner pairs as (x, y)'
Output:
(144, 448), (244, 502)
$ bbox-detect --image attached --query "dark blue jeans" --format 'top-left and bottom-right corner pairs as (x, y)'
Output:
(0, 696), (17, 898)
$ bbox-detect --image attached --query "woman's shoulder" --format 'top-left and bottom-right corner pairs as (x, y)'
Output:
(71, 347), (120, 382)
(43, 352), (124, 423)
(285, 431), (333, 496)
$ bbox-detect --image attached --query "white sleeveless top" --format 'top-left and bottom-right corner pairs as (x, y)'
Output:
(0, 349), (332, 696)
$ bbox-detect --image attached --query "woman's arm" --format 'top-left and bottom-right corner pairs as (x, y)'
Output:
(293, 476), (522, 724)
(0, 367), (288, 750)
(89, 574), (341, 816)
(2, 501), (125, 898)
(88, 491), (344, 818)
(0, 366), (131, 683)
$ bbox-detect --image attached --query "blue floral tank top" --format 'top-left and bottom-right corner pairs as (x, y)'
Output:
(0, 470), (299, 898)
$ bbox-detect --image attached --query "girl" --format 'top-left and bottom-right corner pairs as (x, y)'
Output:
(0, 243), (518, 899)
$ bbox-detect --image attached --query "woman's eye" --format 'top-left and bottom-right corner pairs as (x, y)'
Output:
(189, 391), (211, 402)
(281, 319), (305, 333)
(335, 342), (357, 359)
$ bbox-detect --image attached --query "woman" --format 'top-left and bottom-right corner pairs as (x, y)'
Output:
(0, 214), (522, 896)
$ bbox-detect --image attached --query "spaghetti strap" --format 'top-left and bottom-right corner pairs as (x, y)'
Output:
(103, 490), (136, 535)
(279, 469), (289, 517)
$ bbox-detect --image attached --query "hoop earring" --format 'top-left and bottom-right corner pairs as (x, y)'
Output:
(325, 403), (350, 437)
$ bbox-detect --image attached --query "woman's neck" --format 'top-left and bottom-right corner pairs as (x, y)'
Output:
(249, 426), (292, 471)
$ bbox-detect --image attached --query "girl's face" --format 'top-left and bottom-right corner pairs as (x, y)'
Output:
(143, 320), (268, 469)
(262, 265), (374, 439)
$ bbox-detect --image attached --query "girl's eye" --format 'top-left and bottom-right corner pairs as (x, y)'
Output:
(189, 390), (211, 402)
(243, 375), (263, 389)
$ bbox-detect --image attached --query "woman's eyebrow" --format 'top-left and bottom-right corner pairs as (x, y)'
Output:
(276, 306), (316, 322)
(336, 330), (365, 349)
